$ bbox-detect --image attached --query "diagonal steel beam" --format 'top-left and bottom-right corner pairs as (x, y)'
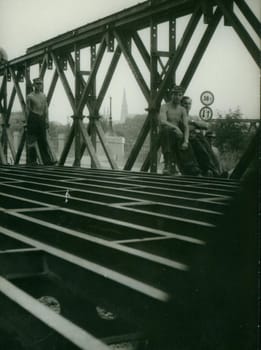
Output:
(230, 127), (259, 179)
(68, 52), (97, 164)
(77, 38), (107, 115)
(234, 0), (260, 37)
(124, 115), (150, 170)
(154, 4), (202, 106)
(124, 7), (202, 170)
(58, 122), (75, 165)
(181, 7), (222, 89)
(67, 53), (94, 114)
(51, 52), (76, 113)
(79, 119), (101, 168)
(141, 135), (161, 172)
(69, 50), (120, 169)
(6, 129), (16, 160)
(47, 69), (59, 105)
(131, 31), (173, 102)
(0, 74), (7, 98)
(8, 68), (26, 164)
(215, 0), (260, 67)
(0, 143), (6, 164)
(9, 68), (26, 116)
(132, 32), (150, 71)
(94, 121), (118, 170)
(96, 45), (122, 110)
(14, 130), (26, 164)
(6, 86), (16, 123)
(114, 30), (150, 103)
(39, 53), (48, 80)
(132, 31), (169, 96)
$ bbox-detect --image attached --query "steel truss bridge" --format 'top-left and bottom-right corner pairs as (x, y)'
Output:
(0, 0), (260, 349)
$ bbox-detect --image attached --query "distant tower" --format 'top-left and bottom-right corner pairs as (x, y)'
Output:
(120, 89), (128, 123)
(106, 96), (116, 136)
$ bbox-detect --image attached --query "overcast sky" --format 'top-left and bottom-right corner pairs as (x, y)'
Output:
(0, 0), (260, 123)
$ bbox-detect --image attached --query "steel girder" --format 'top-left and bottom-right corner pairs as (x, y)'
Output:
(0, 163), (258, 348)
(0, 164), (244, 349)
(0, 0), (260, 170)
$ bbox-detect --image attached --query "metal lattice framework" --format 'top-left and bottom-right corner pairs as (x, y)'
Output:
(0, 0), (260, 170)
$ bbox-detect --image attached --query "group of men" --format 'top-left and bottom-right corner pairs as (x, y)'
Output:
(2, 56), (220, 173)
(158, 85), (222, 177)
(25, 78), (221, 174)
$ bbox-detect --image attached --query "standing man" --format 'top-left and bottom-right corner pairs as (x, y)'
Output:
(205, 131), (223, 175)
(158, 85), (189, 175)
(26, 77), (54, 165)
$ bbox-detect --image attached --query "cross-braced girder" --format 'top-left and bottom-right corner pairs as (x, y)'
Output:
(0, 0), (260, 170)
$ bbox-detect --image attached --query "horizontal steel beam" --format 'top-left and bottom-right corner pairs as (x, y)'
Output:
(0, 1), (196, 74)
(0, 275), (110, 350)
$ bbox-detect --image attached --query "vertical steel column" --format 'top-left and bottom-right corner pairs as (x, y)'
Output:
(149, 20), (159, 173)
(74, 47), (81, 166)
(12, 69), (27, 164)
(169, 17), (176, 89)
(0, 72), (7, 163)
(223, 0), (233, 26)
(24, 64), (31, 164)
(90, 45), (97, 168)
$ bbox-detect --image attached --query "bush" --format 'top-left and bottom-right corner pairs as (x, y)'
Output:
(211, 109), (255, 171)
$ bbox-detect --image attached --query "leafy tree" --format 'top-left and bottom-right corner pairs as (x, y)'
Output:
(211, 109), (252, 153)
(210, 109), (256, 171)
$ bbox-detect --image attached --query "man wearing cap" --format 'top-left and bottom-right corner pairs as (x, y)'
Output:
(206, 130), (223, 175)
(26, 78), (54, 165)
(158, 85), (189, 175)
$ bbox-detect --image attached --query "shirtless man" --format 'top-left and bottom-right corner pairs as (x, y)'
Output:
(26, 77), (54, 165)
(158, 85), (189, 175)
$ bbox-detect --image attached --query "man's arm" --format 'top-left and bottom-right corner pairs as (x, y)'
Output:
(180, 107), (189, 149)
(43, 94), (49, 128)
(26, 95), (32, 115)
(189, 117), (208, 130)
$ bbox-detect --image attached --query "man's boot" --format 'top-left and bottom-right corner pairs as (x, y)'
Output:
(170, 160), (181, 176)
(162, 153), (171, 175)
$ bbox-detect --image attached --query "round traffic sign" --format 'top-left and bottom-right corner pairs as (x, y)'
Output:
(200, 91), (214, 106)
(199, 106), (213, 121)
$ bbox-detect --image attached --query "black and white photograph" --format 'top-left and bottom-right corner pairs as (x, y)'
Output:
(0, 0), (260, 349)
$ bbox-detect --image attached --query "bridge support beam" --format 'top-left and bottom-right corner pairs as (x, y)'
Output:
(0, 0), (259, 170)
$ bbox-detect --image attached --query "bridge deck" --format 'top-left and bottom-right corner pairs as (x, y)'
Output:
(0, 165), (241, 349)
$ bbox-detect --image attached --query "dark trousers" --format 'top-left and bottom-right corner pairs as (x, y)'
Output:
(190, 133), (221, 176)
(160, 126), (201, 176)
(27, 112), (52, 165)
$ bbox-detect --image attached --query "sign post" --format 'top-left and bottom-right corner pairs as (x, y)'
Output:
(199, 91), (214, 121)
(199, 106), (213, 121)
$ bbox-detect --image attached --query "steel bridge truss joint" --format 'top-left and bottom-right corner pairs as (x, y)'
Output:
(70, 114), (85, 120)
(87, 114), (102, 121)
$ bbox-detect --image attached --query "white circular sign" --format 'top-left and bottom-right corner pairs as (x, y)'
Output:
(199, 106), (213, 121)
(200, 91), (214, 106)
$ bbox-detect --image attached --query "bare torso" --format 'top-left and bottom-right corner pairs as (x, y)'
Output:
(158, 101), (189, 144)
(27, 92), (48, 116)
(160, 102), (185, 127)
